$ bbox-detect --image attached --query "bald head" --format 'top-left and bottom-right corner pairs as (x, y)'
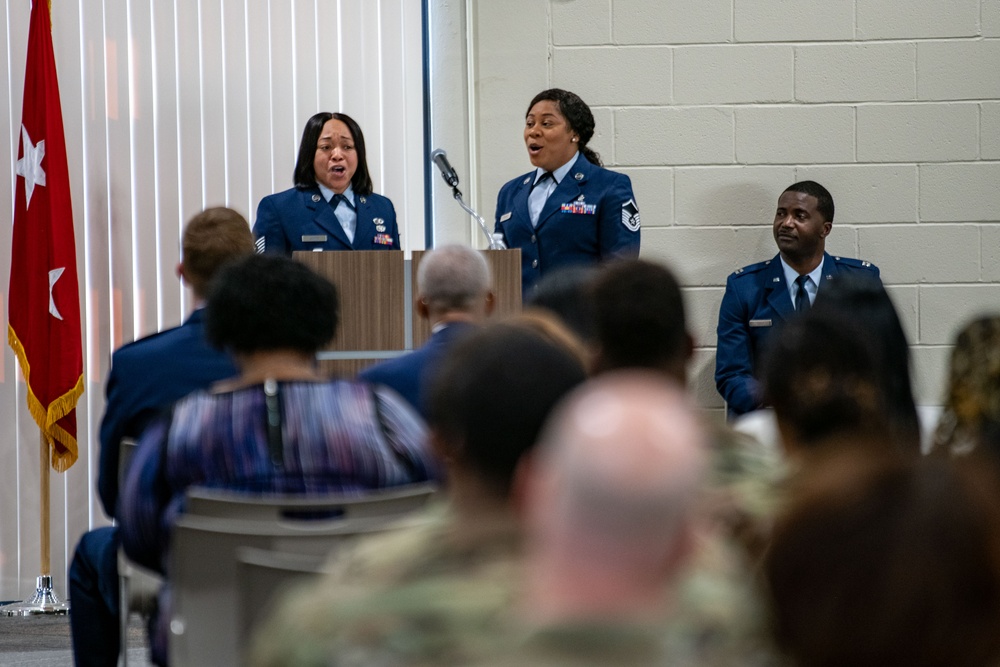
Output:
(526, 372), (708, 592)
(417, 245), (492, 319)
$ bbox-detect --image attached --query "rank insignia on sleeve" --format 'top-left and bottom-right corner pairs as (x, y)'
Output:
(621, 199), (640, 232)
(254, 237), (265, 254)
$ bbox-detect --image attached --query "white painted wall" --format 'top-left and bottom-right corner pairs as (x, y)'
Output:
(445, 0), (1000, 419)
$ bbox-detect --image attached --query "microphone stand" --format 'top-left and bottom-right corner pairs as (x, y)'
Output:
(450, 185), (505, 250)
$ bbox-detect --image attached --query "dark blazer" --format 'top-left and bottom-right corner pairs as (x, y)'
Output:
(494, 156), (639, 295)
(253, 186), (400, 255)
(714, 252), (881, 419)
(358, 321), (477, 418)
(97, 309), (238, 517)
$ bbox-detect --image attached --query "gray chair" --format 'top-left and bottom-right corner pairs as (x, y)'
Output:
(235, 546), (328, 650)
(116, 437), (161, 667)
(184, 482), (438, 522)
(168, 486), (435, 667)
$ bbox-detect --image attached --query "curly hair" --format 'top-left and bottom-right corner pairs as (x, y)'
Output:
(205, 254), (339, 355)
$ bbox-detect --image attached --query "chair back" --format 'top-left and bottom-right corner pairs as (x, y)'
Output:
(184, 482), (437, 523)
(168, 486), (434, 667)
(235, 546), (328, 651)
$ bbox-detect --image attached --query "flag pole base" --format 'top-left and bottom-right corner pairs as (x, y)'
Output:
(0, 575), (70, 616)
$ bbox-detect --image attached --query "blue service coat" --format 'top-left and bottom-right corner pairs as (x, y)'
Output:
(253, 186), (400, 255)
(97, 309), (238, 518)
(714, 252), (881, 419)
(358, 321), (477, 418)
(494, 157), (640, 295)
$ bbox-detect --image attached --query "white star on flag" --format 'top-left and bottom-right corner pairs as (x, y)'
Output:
(15, 124), (46, 210)
(48, 267), (65, 320)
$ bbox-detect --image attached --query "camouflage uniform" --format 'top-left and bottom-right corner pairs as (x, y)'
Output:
(250, 502), (523, 666)
(252, 427), (787, 667)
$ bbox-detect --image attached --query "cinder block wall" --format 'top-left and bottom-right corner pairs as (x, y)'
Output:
(470, 0), (1000, 418)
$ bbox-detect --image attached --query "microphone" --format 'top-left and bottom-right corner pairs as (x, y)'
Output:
(430, 148), (460, 188)
(430, 147), (503, 249)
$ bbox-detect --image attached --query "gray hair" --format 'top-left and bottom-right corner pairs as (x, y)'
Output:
(417, 244), (491, 311)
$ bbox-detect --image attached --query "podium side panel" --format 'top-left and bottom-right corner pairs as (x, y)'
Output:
(485, 248), (522, 321)
(295, 251), (405, 351)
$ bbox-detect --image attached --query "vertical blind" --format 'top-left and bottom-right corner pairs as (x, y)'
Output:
(0, 0), (424, 599)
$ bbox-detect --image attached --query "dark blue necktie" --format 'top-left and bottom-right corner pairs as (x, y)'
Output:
(795, 274), (811, 313)
(329, 193), (354, 213)
(533, 171), (554, 190)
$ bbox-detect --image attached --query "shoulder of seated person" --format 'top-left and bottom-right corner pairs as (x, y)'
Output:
(729, 259), (772, 279)
(829, 255), (878, 271)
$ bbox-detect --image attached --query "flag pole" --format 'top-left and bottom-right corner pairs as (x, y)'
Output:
(40, 430), (50, 577)
(0, 431), (69, 616)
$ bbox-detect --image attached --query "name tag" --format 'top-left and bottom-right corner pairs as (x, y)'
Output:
(499, 212), (512, 222)
(301, 234), (327, 243)
(560, 202), (597, 215)
(749, 319), (772, 328)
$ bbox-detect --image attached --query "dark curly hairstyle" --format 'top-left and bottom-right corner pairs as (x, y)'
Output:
(205, 254), (339, 355)
(527, 89), (601, 167)
(292, 111), (374, 195)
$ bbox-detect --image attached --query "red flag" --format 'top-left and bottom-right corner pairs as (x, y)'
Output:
(8, 0), (84, 472)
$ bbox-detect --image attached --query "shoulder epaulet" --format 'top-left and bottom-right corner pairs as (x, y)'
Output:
(831, 256), (878, 271)
(732, 259), (772, 278)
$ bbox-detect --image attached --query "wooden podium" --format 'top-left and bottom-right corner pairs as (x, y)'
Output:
(295, 249), (521, 377)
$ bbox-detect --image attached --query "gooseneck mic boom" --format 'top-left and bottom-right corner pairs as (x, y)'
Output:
(430, 148), (460, 189)
(429, 148), (504, 250)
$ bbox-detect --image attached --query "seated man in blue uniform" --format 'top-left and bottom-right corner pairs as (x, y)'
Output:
(68, 207), (254, 667)
(714, 181), (881, 419)
(359, 244), (494, 417)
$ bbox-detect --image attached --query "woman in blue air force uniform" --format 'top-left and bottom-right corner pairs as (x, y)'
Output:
(494, 89), (640, 295)
(253, 112), (400, 255)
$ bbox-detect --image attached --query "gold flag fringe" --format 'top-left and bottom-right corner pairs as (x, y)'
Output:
(8, 324), (85, 472)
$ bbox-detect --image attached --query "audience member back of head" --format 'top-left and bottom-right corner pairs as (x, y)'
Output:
(525, 264), (599, 345)
(810, 273), (921, 453)
(766, 450), (1000, 667)
(427, 321), (589, 499)
(764, 309), (898, 458)
(589, 258), (691, 380)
